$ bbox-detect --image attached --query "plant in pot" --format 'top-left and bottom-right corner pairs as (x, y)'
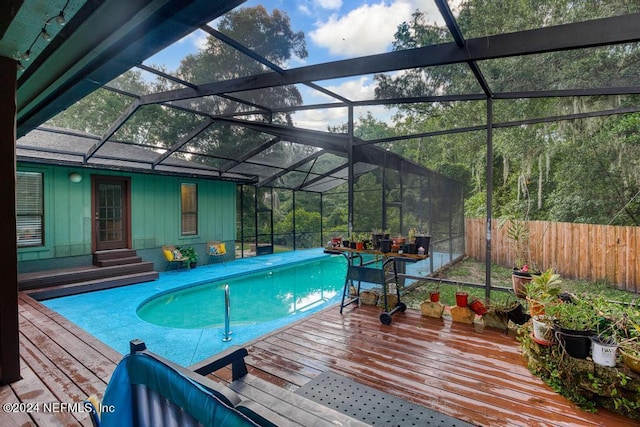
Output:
(420, 285), (444, 318)
(618, 305), (640, 375)
(413, 232), (430, 256)
(455, 289), (469, 307)
(545, 294), (599, 359)
(177, 246), (198, 269)
(502, 218), (537, 298)
(371, 229), (383, 250)
(523, 268), (562, 316)
(483, 296), (530, 331)
(406, 228), (418, 254)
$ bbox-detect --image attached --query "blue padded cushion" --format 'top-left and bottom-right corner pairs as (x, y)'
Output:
(100, 353), (259, 427)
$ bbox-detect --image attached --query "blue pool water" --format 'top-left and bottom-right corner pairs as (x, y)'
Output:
(137, 257), (345, 329)
(43, 249), (350, 365)
(43, 248), (443, 366)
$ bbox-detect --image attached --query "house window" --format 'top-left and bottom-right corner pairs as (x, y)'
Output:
(17, 171), (44, 247)
(181, 183), (198, 235)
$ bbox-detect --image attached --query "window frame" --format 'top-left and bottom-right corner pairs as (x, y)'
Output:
(180, 182), (198, 236)
(16, 170), (44, 247)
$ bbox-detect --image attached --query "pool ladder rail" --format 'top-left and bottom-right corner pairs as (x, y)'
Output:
(223, 284), (232, 342)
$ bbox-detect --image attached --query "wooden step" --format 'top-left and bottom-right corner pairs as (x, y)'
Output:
(19, 262), (156, 290)
(93, 249), (139, 265)
(25, 271), (160, 301)
(95, 256), (142, 267)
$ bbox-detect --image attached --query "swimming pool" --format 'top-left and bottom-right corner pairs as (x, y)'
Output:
(43, 249), (349, 365)
(43, 248), (443, 366)
(137, 257), (345, 329)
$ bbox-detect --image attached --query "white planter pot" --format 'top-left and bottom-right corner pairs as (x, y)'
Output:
(590, 337), (618, 367)
(532, 316), (551, 342)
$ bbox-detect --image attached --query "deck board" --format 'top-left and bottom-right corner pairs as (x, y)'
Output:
(1, 293), (638, 427)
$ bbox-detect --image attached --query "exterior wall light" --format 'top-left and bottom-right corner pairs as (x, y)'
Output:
(69, 172), (82, 183)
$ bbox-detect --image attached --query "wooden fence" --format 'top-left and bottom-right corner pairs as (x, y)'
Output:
(465, 218), (639, 293)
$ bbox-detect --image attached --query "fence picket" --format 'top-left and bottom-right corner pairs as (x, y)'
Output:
(465, 218), (639, 291)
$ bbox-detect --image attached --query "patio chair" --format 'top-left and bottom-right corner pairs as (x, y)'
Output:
(207, 241), (226, 265)
(162, 245), (188, 270)
(86, 340), (276, 427)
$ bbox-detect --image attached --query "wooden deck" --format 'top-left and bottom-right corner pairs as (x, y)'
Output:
(3, 293), (639, 427)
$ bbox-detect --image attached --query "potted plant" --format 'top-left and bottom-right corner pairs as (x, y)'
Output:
(469, 297), (488, 315)
(406, 228), (418, 254)
(482, 297), (530, 330)
(455, 290), (469, 307)
(618, 305), (640, 374)
(177, 246), (198, 269)
(502, 218), (537, 298)
(420, 286), (444, 318)
(413, 232), (430, 256)
(532, 314), (555, 345)
(371, 229), (383, 250)
(523, 268), (562, 316)
(546, 295), (599, 359)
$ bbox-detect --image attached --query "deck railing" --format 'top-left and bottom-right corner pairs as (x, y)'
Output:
(465, 218), (640, 293)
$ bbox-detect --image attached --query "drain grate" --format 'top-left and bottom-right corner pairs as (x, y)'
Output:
(295, 371), (477, 427)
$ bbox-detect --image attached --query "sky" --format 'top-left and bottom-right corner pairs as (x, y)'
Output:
(144, 0), (451, 130)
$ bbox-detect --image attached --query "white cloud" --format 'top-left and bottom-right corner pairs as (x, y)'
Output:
(314, 0), (343, 10)
(293, 107), (349, 131)
(309, 1), (413, 57)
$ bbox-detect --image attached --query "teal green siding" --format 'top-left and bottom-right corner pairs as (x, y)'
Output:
(17, 163), (236, 262)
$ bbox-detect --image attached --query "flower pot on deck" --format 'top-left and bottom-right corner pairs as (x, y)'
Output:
(511, 271), (532, 299)
(553, 325), (593, 359)
(506, 303), (530, 325)
(590, 336), (618, 367)
(455, 291), (469, 307)
(532, 315), (554, 344)
(429, 290), (440, 303)
(380, 239), (392, 253)
(483, 310), (509, 330)
(469, 298), (488, 315)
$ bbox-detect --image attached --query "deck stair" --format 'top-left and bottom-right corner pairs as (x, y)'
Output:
(19, 249), (158, 300)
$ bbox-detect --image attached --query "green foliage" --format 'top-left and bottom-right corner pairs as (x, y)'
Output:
(524, 268), (562, 303)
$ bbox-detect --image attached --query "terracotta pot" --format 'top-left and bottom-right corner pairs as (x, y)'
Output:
(469, 299), (488, 315)
(393, 236), (406, 245)
(455, 292), (469, 307)
(429, 291), (440, 303)
(511, 271), (532, 299)
(526, 297), (545, 317)
(355, 242), (364, 250)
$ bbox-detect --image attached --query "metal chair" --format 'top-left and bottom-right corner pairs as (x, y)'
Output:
(207, 241), (226, 265)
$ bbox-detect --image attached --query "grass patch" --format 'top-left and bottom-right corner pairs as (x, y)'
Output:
(402, 257), (637, 310)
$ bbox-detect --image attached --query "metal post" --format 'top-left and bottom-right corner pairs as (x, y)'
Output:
(222, 284), (232, 342)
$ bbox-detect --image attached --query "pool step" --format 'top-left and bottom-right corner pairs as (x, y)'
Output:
(18, 249), (159, 300)
(24, 271), (159, 300)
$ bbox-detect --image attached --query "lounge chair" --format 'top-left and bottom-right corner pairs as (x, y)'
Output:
(162, 245), (189, 270)
(207, 241), (226, 265)
(87, 340), (276, 427)
(88, 340), (368, 427)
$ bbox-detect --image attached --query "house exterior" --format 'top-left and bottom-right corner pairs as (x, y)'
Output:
(17, 128), (239, 274)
